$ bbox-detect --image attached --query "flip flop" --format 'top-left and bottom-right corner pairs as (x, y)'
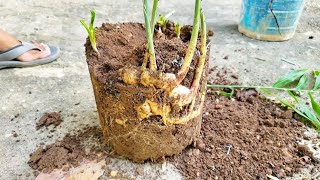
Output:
(0, 42), (60, 69)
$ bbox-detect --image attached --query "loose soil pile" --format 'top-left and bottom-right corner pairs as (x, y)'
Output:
(28, 126), (105, 173)
(36, 112), (63, 130)
(172, 90), (317, 179)
(28, 92), (318, 178)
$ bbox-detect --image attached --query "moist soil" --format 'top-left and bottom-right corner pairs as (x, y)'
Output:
(28, 126), (105, 173)
(172, 88), (317, 179)
(85, 22), (210, 162)
(36, 112), (63, 130)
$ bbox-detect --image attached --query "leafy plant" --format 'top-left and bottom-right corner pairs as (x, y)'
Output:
(80, 10), (100, 57)
(207, 69), (320, 130)
(128, 0), (207, 125)
(175, 22), (181, 38)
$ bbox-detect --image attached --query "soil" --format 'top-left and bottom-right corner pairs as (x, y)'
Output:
(28, 126), (105, 173)
(85, 22), (210, 162)
(27, 67), (318, 178)
(36, 112), (63, 130)
(172, 88), (317, 179)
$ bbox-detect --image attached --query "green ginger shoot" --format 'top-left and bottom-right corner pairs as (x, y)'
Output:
(175, 22), (181, 38)
(80, 10), (100, 57)
(157, 10), (175, 31)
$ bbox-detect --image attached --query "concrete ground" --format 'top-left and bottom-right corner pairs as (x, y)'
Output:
(0, 0), (319, 179)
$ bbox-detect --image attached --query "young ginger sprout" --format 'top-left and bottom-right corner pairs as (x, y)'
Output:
(157, 10), (175, 31)
(175, 22), (181, 38)
(80, 10), (100, 57)
(143, 0), (158, 71)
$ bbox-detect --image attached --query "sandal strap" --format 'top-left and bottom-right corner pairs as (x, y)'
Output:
(0, 42), (40, 61)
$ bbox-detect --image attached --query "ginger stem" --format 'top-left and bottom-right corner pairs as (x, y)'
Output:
(176, 0), (201, 84)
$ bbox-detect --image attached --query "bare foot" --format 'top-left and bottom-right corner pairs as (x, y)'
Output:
(16, 42), (51, 62)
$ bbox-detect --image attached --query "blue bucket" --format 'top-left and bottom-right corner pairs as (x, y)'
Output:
(239, 0), (305, 41)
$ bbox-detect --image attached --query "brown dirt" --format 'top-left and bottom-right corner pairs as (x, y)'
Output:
(172, 89), (317, 179)
(36, 112), (63, 130)
(85, 23), (209, 162)
(28, 126), (105, 173)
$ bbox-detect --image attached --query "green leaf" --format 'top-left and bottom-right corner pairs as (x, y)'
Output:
(157, 11), (175, 28)
(80, 10), (98, 55)
(308, 92), (320, 120)
(313, 70), (320, 90)
(296, 74), (309, 90)
(288, 91), (320, 129)
(272, 69), (308, 88)
(80, 20), (90, 34)
(90, 10), (96, 30)
(157, 15), (166, 27)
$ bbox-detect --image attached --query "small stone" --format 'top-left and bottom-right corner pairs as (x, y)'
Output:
(266, 168), (272, 175)
(136, 167), (144, 175)
(193, 149), (201, 156)
(280, 110), (293, 119)
(252, 154), (259, 161)
(276, 169), (285, 178)
(195, 139), (206, 151)
(187, 149), (193, 156)
(284, 166), (292, 172)
(263, 120), (274, 127)
(208, 29), (214, 36)
(110, 170), (118, 177)
(214, 104), (223, 109)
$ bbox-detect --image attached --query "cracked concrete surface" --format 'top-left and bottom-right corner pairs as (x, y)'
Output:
(0, 0), (319, 179)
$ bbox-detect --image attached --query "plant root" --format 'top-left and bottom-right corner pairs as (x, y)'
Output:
(118, 64), (206, 125)
(134, 92), (206, 125)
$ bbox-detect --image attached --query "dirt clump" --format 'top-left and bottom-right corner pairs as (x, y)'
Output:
(85, 22), (209, 162)
(172, 90), (316, 179)
(36, 112), (63, 130)
(28, 126), (105, 173)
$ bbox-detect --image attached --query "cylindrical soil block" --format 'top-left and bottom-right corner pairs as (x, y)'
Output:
(85, 23), (209, 162)
(239, 0), (305, 41)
